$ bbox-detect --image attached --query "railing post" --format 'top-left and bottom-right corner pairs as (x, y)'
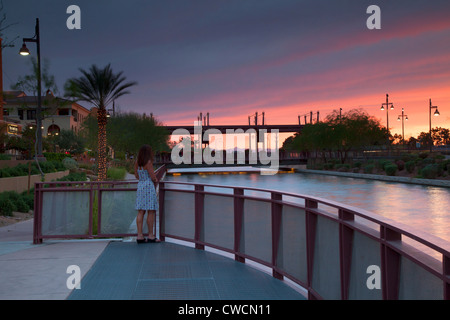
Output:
(380, 226), (401, 300)
(444, 254), (450, 300)
(88, 182), (94, 238)
(339, 209), (354, 300)
(33, 182), (42, 244)
(272, 192), (283, 280)
(234, 188), (245, 263)
(159, 181), (165, 242)
(305, 199), (318, 299)
(194, 185), (205, 250)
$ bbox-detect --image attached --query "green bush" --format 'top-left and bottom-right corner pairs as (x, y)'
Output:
(0, 197), (15, 216)
(20, 191), (35, 209)
(420, 164), (440, 179)
(323, 163), (334, 170)
(405, 161), (415, 173)
(385, 164), (397, 176)
(363, 164), (375, 174)
(15, 198), (30, 213)
(62, 157), (78, 170)
(0, 190), (35, 216)
(56, 171), (87, 182)
(107, 167), (127, 180)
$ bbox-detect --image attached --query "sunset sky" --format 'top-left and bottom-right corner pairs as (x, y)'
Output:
(2, 0), (450, 141)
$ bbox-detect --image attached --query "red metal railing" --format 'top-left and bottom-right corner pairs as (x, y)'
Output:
(33, 166), (450, 300)
(33, 165), (166, 243)
(157, 181), (449, 300)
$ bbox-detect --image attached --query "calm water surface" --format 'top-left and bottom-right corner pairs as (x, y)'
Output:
(164, 168), (450, 244)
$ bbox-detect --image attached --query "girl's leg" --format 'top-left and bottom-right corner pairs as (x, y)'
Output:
(146, 210), (158, 241)
(136, 210), (145, 240)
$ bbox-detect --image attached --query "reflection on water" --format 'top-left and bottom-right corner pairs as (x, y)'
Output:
(164, 170), (450, 243)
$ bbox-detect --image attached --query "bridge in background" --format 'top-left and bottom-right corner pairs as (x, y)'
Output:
(163, 124), (304, 135)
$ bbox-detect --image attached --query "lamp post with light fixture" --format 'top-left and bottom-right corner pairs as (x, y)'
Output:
(19, 18), (44, 160)
(397, 108), (408, 145)
(381, 93), (394, 147)
(429, 99), (440, 152)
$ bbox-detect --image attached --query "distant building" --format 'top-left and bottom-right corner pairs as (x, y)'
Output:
(3, 90), (91, 136)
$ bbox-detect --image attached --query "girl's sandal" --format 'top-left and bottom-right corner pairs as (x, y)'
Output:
(136, 237), (147, 244)
(148, 237), (160, 243)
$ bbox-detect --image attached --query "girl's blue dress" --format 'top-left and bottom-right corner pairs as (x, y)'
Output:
(135, 167), (158, 211)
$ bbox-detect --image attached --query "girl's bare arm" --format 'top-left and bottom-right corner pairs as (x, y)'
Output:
(145, 161), (158, 183)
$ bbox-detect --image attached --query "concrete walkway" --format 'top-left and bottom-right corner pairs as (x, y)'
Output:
(0, 219), (306, 300)
(0, 219), (109, 300)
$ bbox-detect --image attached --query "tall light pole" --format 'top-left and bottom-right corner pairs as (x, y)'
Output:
(19, 18), (44, 160)
(397, 108), (408, 145)
(429, 99), (440, 153)
(381, 94), (394, 143)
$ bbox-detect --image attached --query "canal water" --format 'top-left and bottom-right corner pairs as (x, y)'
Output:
(164, 167), (450, 246)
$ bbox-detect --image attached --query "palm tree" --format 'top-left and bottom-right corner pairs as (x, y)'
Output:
(65, 64), (137, 180)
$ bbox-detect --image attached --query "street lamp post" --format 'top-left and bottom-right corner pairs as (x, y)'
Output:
(397, 108), (408, 145)
(429, 99), (440, 153)
(19, 18), (45, 160)
(381, 93), (394, 134)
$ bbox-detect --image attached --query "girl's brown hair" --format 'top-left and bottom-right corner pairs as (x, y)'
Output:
(137, 144), (154, 167)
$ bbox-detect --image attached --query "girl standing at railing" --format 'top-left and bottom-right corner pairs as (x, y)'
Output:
(134, 144), (160, 243)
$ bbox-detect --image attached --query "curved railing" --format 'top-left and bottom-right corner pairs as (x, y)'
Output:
(158, 180), (450, 300)
(33, 165), (449, 299)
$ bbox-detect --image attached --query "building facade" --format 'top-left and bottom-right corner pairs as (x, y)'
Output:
(3, 90), (91, 137)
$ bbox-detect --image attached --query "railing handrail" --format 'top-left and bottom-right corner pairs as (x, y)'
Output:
(161, 181), (450, 256)
(33, 165), (449, 299)
(34, 177), (450, 256)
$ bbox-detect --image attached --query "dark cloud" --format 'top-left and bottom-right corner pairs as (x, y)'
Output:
(2, 0), (450, 126)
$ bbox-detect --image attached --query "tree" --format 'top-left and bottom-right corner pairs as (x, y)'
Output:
(65, 64), (137, 180)
(54, 129), (85, 155)
(290, 109), (386, 163)
(80, 112), (170, 159)
(431, 127), (450, 146)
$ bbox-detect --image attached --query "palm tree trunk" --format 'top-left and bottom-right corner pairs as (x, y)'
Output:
(97, 107), (107, 181)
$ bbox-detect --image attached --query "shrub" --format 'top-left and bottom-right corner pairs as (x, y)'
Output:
(15, 198), (30, 213)
(323, 163), (334, 170)
(385, 164), (397, 176)
(107, 167), (127, 180)
(396, 160), (405, 171)
(0, 197), (15, 216)
(378, 160), (393, 171)
(20, 191), (35, 209)
(405, 161), (415, 173)
(56, 171), (87, 182)
(363, 164), (375, 174)
(353, 161), (363, 168)
(419, 152), (429, 159)
(420, 164), (440, 179)
(62, 157), (78, 170)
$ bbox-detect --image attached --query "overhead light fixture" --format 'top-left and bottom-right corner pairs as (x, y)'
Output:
(19, 43), (30, 56)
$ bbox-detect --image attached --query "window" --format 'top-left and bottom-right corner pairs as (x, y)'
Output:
(18, 109), (24, 120)
(59, 109), (70, 116)
(27, 110), (36, 120)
